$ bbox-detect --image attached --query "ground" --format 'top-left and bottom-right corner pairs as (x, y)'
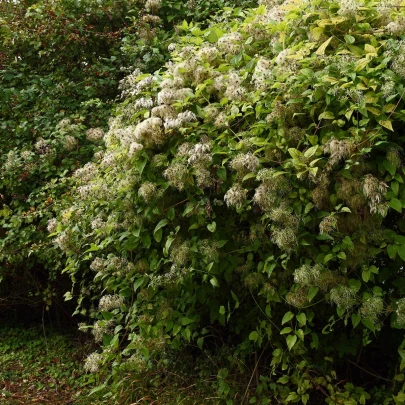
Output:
(0, 323), (104, 405)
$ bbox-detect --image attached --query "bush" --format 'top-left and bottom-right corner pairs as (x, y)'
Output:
(42, 0), (405, 402)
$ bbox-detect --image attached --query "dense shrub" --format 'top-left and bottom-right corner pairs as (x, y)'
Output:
(0, 0), (254, 317)
(52, 0), (405, 402)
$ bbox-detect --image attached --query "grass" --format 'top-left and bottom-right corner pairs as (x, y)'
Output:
(0, 323), (106, 405)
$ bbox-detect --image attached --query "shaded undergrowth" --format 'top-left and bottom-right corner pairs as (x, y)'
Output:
(0, 323), (104, 405)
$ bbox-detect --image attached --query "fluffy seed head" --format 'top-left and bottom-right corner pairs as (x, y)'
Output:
(224, 184), (248, 208)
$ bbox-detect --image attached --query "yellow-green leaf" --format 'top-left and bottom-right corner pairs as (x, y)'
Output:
(383, 104), (396, 113)
(316, 37), (333, 55)
(379, 120), (393, 131)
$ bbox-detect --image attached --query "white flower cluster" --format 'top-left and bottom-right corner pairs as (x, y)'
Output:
(164, 110), (197, 130)
(34, 138), (52, 155)
(187, 143), (212, 187)
(294, 264), (321, 286)
(252, 57), (273, 90)
(337, 0), (359, 18)
(92, 320), (115, 342)
(74, 162), (97, 182)
(91, 216), (106, 231)
(261, 0), (296, 22)
(77, 182), (110, 201)
(151, 104), (177, 120)
(329, 285), (357, 309)
(224, 72), (246, 101)
(253, 169), (290, 212)
(396, 298), (405, 327)
(324, 138), (353, 167)
(362, 174), (388, 216)
(64, 135), (78, 151)
(134, 97), (154, 111)
(187, 143), (211, 166)
(381, 81), (397, 99)
(359, 296), (384, 322)
(3, 150), (20, 171)
(47, 218), (57, 233)
(54, 231), (72, 252)
(389, 40), (405, 78)
(377, 2), (390, 24)
(157, 87), (194, 105)
(164, 162), (188, 190)
(90, 255), (132, 277)
(387, 16), (405, 36)
(57, 118), (71, 129)
(90, 257), (105, 272)
(138, 181), (159, 202)
(217, 32), (243, 55)
(86, 127), (104, 142)
(119, 70), (156, 99)
(224, 183), (248, 208)
(134, 117), (165, 146)
(170, 241), (191, 267)
(84, 352), (102, 373)
(100, 151), (119, 168)
(98, 294), (124, 312)
(145, 0), (161, 9)
(20, 150), (33, 160)
(319, 215), (337, 235)
(230, 153), (260, 175)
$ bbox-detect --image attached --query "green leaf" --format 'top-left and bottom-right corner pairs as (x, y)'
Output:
(304, 145), (318, 158)
(217, 167), (227, 181)
(384, 159), (396, 176)
(207, 222), (216, 232)
(361, 318), (376, 332)
(154, 219), (168, 234)
(362, 268), (371, 282)
(286, 334), (297, 351)
(219, 306), (225, 315)
(296, 313), (307, 325)
(141, 233), (151, 248)
(389, 198), (402, 213)
(296, 329), (305, 341)
(316, 37), (333, 55)
(249, 331), (259, 341)
(324, 253), (333, 263)
(337, 252), (347, 260)
(181, 317), (194, 325)
(352, 313), (361, 329)
(133, 278), (145, 292)
(154, 228), (163, 243)
(182, 327), (191, 341)
(394, 235), (405, 244)
(206, 27), (223, 43)
(392, 181), (400, 197)
(280, 327), (292, 334)
(277, 375), (289, 384)
(344, 35), (355, 44)
(308, 286), (319, 302)
(210, 277), (219, 287)
(318, 111), (335, 120)
(379, 120), (394, 131)
(89, 384), (106, 396)
(282, 311), (294, 325)
(242, 172), (256, 182)
(398, 245), (405, 262)
(84, 243), (99, 253)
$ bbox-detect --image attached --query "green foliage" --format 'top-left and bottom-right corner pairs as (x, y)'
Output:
(0, 0), (137, 311)
(51, 0), (405, 402)
(0, 0), (256, 315)
(0, 324), (104, 404)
